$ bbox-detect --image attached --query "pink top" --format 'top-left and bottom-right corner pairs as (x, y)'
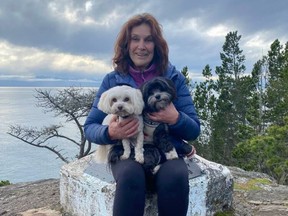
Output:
(129, 64), (161, 87)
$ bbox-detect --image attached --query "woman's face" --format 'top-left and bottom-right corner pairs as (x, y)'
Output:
(129, 23), (155, 71)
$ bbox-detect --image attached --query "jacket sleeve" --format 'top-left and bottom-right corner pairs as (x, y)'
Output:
(84, 74), (118, 145)
(169, 72), (201, 141)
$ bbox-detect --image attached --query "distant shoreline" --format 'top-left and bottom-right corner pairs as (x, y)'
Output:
(0, 86), (99, 88)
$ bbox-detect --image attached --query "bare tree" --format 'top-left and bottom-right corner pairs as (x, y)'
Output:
(7, 87), (97, 163)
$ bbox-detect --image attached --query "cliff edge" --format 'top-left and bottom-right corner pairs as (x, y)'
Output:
(0, 166), (287, 216)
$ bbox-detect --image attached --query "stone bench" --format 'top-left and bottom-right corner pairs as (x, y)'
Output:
(60, 154), (233, 216)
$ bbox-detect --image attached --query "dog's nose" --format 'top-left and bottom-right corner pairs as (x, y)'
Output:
(155, 94), (161, 100)
(118, 105), (123, 110)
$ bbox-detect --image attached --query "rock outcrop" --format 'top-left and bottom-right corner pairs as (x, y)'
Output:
(229, 166), (288, 216)
(0, 179), (61, 216)
(0, 165), (287, 215)
(60, 154), (233, 216)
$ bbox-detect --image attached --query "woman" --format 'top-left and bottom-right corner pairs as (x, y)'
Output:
(84, 13), (200, 216)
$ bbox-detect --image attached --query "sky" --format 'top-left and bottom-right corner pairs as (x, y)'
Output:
(0, 0), (287, 87)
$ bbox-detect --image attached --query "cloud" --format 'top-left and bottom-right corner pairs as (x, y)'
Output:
(206, 25), (230, 38)
(0, 40), (111, 75)
(0, 0), (287, 86)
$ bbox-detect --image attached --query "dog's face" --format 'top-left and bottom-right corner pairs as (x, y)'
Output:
(98, 85), (144, 117)
(141, 77), (176, 112)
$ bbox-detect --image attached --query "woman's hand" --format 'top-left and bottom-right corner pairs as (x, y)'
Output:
(108, 115), (140, 140)
(147, 103), (179, 125)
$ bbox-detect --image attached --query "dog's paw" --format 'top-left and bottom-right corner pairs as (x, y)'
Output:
(152, 165), (161, 174)
(135, 153), (144, 164)
(120, 153), (130, 160)
(165, 149), (178, 160)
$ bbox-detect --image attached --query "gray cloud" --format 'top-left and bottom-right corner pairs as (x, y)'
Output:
(0, 0), (287, 86)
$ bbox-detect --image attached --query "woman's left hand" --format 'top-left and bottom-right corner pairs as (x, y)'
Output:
(147, 103), (179, 125)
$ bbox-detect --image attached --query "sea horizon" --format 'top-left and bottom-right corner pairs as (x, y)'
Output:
(0, 78), (104, 88)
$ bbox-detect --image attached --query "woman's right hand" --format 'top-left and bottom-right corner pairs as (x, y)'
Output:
(108, 115), (140, 140)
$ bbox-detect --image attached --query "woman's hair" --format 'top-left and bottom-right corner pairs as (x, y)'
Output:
(113, 13), (169, 75)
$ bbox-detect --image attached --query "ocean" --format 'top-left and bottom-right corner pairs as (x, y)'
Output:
(0, 87), (96, 183)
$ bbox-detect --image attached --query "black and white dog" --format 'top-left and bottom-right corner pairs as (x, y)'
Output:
(140, 77), (194, 173)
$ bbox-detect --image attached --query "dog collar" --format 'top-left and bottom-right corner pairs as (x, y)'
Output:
(186, 146), (196, 159)
(143, 113), (159, 126)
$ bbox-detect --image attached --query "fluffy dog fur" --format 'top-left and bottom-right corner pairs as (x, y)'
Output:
(141, 77), (194, 173)
(94, 85), (145, 164)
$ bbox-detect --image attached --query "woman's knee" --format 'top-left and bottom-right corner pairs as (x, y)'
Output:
(112, 159), (146, 189)
(156, 159), (189, 190)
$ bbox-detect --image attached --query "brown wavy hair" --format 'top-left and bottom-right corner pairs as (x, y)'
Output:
(112, 13), (169, 75)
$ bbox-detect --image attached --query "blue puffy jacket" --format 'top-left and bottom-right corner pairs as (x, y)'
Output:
(84, 63), (200, 152)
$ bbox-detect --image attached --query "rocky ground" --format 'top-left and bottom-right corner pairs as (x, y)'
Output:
(229, 166), (288, 216)
(0, 167), (287, 216)
(0, 179), (62, 216)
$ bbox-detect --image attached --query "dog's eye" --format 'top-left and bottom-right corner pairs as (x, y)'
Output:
(112, 98), (117, 103)
(124, 97), (130, 102)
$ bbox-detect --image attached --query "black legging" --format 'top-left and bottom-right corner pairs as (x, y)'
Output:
(111, 158), (189, 216)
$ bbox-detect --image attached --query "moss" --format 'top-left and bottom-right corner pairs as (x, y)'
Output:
(0, 180), (11, 187)
(234, 178), (272, 191)
(214, 210), (234, 216)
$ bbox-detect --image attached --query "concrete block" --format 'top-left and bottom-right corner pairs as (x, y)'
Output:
(60, 154), (233, 216)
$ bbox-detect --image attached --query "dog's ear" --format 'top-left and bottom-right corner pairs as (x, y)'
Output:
(98, 90), (111, 113)
(165, 78), (177, 100)
(132, 89), (145, 115)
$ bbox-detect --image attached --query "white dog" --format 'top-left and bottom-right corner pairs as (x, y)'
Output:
(94, 85), (145, 164)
